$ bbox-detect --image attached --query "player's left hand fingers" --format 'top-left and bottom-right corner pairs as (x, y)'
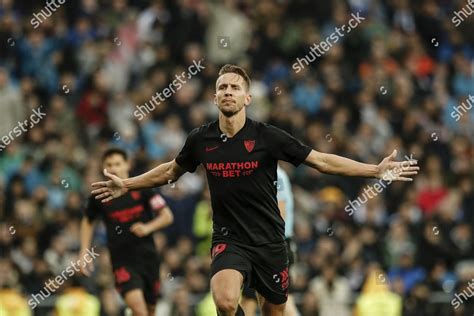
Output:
(95, 192), (111, 200)
(402, 166), (419, 172)
(394, 177), (413, 181)
(101, 196), (114, 203)
(400, 171), (418, 176)
(395, 163), (419, 170)
(92, 181), (108, 188)
(91, 187), (109, 195)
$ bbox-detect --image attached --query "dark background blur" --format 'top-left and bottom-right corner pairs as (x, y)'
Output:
(0, 0), (473, 315)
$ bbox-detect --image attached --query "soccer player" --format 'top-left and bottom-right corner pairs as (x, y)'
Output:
(241, 165), (300, 316)
(91, 64), (419, 316)
(80, 148), (174, 316)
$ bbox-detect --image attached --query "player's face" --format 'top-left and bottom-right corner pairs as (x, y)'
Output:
(102, 154), (130, 178)
(214, 73), (252, 117)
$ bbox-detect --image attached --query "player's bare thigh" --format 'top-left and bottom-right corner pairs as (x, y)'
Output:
(257, 292), (286, 316)
(147, 304), (156, 316)
(211, 269), (244, 315)
(124, 289), (148, 316)
(241, 296), (258, 316)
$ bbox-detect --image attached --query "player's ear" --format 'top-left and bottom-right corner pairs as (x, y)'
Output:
(244, 93), (252, 106)
(213, 94), (217, 105)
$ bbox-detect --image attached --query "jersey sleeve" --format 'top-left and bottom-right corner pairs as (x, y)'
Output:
(175, 127), (201, 173)
(149, 192), (167, 211)
(84, 195), (102, 221)
(141, 188), (168, 213)
(263, 124), (312, 166)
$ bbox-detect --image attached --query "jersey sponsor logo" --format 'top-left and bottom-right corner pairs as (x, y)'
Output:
(244, 140), (255, 152)
(109, 204), (144, 223)
(211, 243), (227, 259)
(114, 267), (131, 284)
(205, 145), (219, 152)
(131, 191), (141, 200)
(205, 161), (259, 178)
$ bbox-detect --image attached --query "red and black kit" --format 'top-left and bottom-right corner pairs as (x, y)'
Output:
(176, 118), (311, 303)
(85, 190), (167, 304)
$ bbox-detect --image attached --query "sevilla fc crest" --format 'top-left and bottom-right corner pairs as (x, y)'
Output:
(244, 140), (255, 152)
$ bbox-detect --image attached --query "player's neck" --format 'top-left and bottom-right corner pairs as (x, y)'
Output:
(218, 110), (246, 138)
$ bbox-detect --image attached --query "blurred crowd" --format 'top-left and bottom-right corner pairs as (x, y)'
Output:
(0, 0), (473, 315)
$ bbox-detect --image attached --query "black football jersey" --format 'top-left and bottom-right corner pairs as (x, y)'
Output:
(175, 118), (312, 245)
(85, 190), (167, 264)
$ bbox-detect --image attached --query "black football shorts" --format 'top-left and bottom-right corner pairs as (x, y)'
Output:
(112, 255), (161, 305)
(210, 240), (289, 305)
(241, 238), (296, 300)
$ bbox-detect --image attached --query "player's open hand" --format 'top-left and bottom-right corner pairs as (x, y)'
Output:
(91, 169), (128, 203)
(130, 222), (152, 237)
(376, 150), (419, 182)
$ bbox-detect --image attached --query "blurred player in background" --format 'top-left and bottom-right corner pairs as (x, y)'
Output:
(91, 65), (418, 316)
(241, 165), (300, 316)
(80, 148), (174, 316)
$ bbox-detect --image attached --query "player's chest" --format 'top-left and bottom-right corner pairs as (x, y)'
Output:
(198, 136), (269, 178)
(102, 193), (146, 223)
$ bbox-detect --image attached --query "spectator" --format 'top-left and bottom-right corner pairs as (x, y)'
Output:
(354, 269), (402, 316)
(309, 260), (352, 316)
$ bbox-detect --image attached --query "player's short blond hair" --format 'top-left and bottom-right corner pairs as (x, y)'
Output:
(218, 64), (251, 91)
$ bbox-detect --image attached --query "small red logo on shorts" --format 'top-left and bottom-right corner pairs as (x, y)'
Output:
(211, 243), (227, 259)
(280, 267), (289, 290)
(114, 267), (131, 284)
(154, 280), (161, 295)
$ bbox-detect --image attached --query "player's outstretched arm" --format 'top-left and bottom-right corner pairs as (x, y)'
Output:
(91, 159), (187, 203)
(303, 149), (419, 181)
